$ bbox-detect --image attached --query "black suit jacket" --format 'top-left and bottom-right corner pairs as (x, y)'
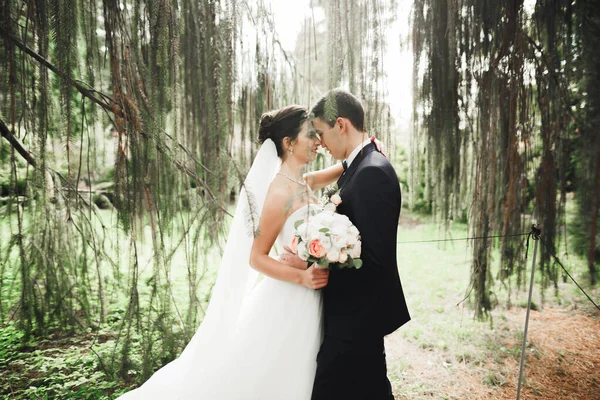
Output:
(323, 143), (410, 340)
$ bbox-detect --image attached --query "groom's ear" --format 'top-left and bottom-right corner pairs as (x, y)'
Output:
(336, 117), (347, 134)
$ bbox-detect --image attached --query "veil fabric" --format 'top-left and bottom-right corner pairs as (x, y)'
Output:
(117, 139), (281, 399)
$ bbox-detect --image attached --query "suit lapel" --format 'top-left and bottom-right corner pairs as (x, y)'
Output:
(337, 143), (377, 190)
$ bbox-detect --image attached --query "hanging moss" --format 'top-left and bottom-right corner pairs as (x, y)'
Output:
(411, 0), (594, 318)
(575, 0), (600, 285)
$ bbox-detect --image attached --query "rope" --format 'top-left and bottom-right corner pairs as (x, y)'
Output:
(395, 223), (599, 398)
(395, 218), (599, 400)
(396, 232), (529, 244)
(395, 227), (599, 311)
(538, 237), (600, 312)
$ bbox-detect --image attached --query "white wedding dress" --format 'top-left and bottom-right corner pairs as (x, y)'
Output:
(117, 140), (323, 400)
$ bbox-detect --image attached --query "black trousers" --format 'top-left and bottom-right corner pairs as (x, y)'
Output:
(311, 335), (394, 400)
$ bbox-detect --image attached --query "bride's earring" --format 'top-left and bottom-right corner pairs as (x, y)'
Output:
(289, 147), (293, 155)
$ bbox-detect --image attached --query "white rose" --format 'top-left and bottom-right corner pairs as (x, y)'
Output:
(297, 240), (310, 261)
(330, 224), (346, 237)
(330, 234), (346, 249)
(338, 251), (348, 264)
(295, 222), (310, 241)
(308, 212), (324, 225)
(346, 234), (358, 246)
(308, 225), (323, 241)
(318, 233), (332, 251)
(302, 219), (319, 238)
(320, 212), (337, 228)
(351, 240), (362, 258)
(327, 248), (340, 263)
(324, 202), (336, 212)
(348, 225), (359, 237)
(333, 213), (352, 227)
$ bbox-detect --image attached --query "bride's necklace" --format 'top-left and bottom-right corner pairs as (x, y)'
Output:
(277, 171), (307, 186)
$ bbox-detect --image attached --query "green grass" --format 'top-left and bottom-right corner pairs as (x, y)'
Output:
(0, 207), (225, 399)
(387, 207), (598, 398)
(1, 206), (224, 316)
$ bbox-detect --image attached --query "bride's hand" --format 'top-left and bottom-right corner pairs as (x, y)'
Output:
(278, 251), (307, 271)
(301, 264), (329, 290)
(370, 136), (388, 158)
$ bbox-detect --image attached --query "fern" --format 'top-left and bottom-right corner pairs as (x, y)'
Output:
(324, 90), (338, 124)
(241, 185), (260, 238)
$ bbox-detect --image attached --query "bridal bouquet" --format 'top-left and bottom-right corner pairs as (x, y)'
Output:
(289, 205), (363, 270)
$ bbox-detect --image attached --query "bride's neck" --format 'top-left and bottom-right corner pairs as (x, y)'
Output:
(280, 159), (306, 178)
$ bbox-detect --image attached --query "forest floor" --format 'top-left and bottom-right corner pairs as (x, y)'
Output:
(1, 210), (599, 399)
(386, 306), (600, 399)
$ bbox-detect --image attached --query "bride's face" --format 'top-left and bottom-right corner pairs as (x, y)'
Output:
(289, 121), (320, 164)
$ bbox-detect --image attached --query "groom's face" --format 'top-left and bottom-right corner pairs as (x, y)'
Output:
(312, 117), (345, 160)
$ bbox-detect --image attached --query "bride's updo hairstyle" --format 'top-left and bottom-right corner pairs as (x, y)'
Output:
(258, 105), (309, 157)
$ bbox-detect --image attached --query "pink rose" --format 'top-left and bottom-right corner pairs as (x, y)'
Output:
(307, 238), (327, 258)
(330, 194), (342, 206)
(290, 236), (299, 254)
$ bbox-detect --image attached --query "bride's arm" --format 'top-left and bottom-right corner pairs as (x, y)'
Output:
(303, 163), (344, 191)
(249, 189), (329, 289)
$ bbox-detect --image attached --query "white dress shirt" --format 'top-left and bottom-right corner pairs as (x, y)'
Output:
(346, 138), (373, 168)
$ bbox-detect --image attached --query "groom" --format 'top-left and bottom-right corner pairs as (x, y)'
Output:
(310, 89), (409, 399)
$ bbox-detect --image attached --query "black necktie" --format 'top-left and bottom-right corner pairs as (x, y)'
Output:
(342, 160), (348, 171)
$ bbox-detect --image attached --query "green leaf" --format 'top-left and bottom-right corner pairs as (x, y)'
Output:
(317, 258), (330, 268)
(324, 91), (338, 123)
(353, 259), (363, 269)
(319, 228), (329, 233)
(294, 219), (304, 229)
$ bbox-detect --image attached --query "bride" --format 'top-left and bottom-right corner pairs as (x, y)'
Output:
(117, 105), (345, 399)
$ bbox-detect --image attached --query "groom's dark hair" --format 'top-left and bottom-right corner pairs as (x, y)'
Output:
(311, 89), (365, 132)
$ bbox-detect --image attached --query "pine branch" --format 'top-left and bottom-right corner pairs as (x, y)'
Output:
(524, 32), (585, 127)
(0, 26), (114, 114)
(0, 117), (36, 167)
(0, 26), (217, 199)
(324, 90), (338, 123)
(241, 185), (260, 238)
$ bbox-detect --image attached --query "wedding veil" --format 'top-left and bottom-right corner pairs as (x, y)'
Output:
(192, 138), (281, 341)
(117, 139), (281, 399)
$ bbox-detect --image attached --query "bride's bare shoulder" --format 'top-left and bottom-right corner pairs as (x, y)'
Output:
(263, 177), (306, 217)
(262, 179), (292, 214)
